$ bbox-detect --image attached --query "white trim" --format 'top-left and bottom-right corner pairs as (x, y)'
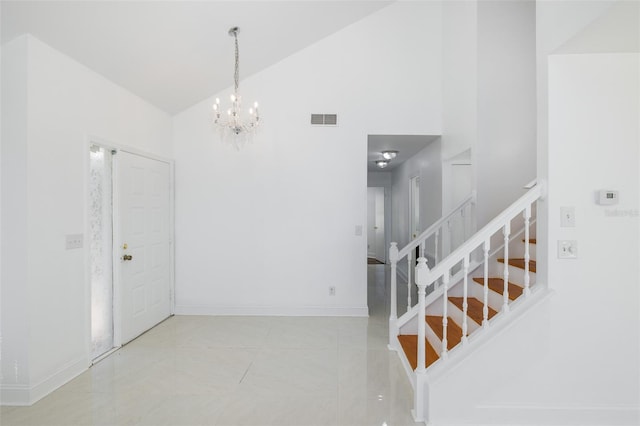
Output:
(1, 357), (86, 406)
(174, 305), (369, 317)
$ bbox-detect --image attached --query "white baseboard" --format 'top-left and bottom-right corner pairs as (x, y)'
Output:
(469, 404), (640, 426)
(1, 357), (87, 406)
(174, 304), (369, 317)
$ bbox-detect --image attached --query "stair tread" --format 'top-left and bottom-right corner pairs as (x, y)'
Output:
(398, 335), (440, 370)
(449, 297), (497, 325)
(498, 258), (536, 273)
(522, 238), (537, 244)
(426, 316), (463, 350)
(472, 277), (524, 300)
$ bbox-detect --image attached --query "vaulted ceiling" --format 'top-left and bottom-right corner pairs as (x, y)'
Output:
(1, 1), (393, 114)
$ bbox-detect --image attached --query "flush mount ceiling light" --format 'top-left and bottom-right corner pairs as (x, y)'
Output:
(375, 159), (390, 169)
(212, 27), (260, 149)
(381, 150), (398, 160)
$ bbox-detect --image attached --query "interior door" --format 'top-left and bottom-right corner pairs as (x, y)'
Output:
(116, 151), (172, 344)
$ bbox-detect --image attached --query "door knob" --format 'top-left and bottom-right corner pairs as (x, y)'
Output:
(122, 254), (133, 261)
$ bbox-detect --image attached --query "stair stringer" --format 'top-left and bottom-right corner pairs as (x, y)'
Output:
(420, 286), (554, 425)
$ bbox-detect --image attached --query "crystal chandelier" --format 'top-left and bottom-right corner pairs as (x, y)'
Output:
(213, 27), (260, 147)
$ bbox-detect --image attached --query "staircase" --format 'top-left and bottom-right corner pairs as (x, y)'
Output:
(387, 182), (547, 424)
(397, 237), (536, 371)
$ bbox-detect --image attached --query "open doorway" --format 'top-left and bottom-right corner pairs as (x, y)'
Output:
(367, 187), (386, 264)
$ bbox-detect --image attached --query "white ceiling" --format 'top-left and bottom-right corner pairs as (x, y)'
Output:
(367, 135), (440, 172)
(1, 0), (393, 114)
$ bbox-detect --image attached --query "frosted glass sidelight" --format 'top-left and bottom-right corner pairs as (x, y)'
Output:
(89, 145), (114, 359)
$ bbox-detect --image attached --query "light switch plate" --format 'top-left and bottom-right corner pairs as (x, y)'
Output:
(560, 206), (575, 227)
(558, 240), (577, 259)
(66, 234), (84, 250)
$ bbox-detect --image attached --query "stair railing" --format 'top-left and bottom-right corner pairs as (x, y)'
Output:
(409, 181), (543, 372)
(388, 191), (476, 348)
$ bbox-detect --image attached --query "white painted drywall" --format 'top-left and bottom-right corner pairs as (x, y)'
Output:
(441, 0), (477, 161)
(0, 35), (172, 405)
(172, 1), (442, 315)
(535, 0), (618, 288)
(476, 0), (536, 227)
(1, 36), (31, 399)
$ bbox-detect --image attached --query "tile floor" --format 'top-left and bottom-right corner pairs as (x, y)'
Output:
(1, 264), (419, 426)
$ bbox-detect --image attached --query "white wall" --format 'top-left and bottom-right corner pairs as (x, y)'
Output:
(390, 139), (442, 256)
(172, 1), (442, 316)
(0, 35), (172, 405)
(476, 0), (536, 227)
(441, 0), (536, 232)
(535, 0), (617, 288)
(1, 35), (30, 396)
(542, 52), (639, 423)
(441, 0), (477, 161)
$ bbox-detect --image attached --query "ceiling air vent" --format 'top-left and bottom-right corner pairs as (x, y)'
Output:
(310, 114), (338, 126)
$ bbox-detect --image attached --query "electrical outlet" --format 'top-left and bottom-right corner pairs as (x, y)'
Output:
(329, 286), (336, 296)
(65, 234), (84, 250)
(558, 240), (577, 259)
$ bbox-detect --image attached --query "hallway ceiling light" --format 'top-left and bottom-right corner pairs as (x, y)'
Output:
(375, 159), (390, 169)
(381, 150), (398, 160)
(213, 27), (260, 149)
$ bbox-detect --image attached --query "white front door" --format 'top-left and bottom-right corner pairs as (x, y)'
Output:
(116, 151), (172, 344)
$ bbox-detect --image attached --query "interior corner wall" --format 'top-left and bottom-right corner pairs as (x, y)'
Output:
(172, 1), (443, 316)
(1, 35), (172, 405)
(475, 0), (536, 228)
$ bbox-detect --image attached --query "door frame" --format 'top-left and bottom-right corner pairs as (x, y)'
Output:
(84, 136), (175, 363)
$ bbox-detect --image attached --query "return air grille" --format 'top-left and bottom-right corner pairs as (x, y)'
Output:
(310, 114), (338, 126)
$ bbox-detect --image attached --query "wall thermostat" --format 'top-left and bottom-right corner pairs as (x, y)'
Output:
(597, 190), (619, 205)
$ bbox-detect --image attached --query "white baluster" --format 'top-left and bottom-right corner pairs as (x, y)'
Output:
(441, 272), (450, 360)
(483, 240), (490, 327)
(415, 257), (429, 373)
(461, 206), (466, 243)
(462, 254), (470, 345)
(502, 223), (511, 313)
(523, 205), (531, 297)
(446, 220), (452, 257)
(407, 253), (412, 311)
(389, 243), (399, 349)
(420, 241), (425, 259)
(435, 229), (440, 266)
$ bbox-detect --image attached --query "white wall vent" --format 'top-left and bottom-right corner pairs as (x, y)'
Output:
(311, 114), (338, 126)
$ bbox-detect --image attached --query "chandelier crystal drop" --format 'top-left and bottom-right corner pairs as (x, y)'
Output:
(212, 27), (260, 148)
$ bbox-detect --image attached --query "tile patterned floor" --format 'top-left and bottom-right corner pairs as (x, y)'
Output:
(1, 265), (418, 426)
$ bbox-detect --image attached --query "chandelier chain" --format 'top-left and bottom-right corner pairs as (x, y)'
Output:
(233, 31), (239, 94)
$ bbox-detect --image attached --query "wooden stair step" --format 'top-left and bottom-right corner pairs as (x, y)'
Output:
(522, 238), (537, 244)
(449, 297), (497, 325)
(472, 277), (524, 300)
(498, 258), (536, 273)
(398, 335), (440, 370)
(426, 316), (463, 350)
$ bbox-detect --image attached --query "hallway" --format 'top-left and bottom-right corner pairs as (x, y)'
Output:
(1, 265), (417, 426)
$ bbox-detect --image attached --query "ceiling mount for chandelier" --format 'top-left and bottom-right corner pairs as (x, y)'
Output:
(212, 26), (260, 148)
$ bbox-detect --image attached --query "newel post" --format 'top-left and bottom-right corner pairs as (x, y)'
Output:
(388, 242), (399, 350)
(415, 257), (429, 373)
